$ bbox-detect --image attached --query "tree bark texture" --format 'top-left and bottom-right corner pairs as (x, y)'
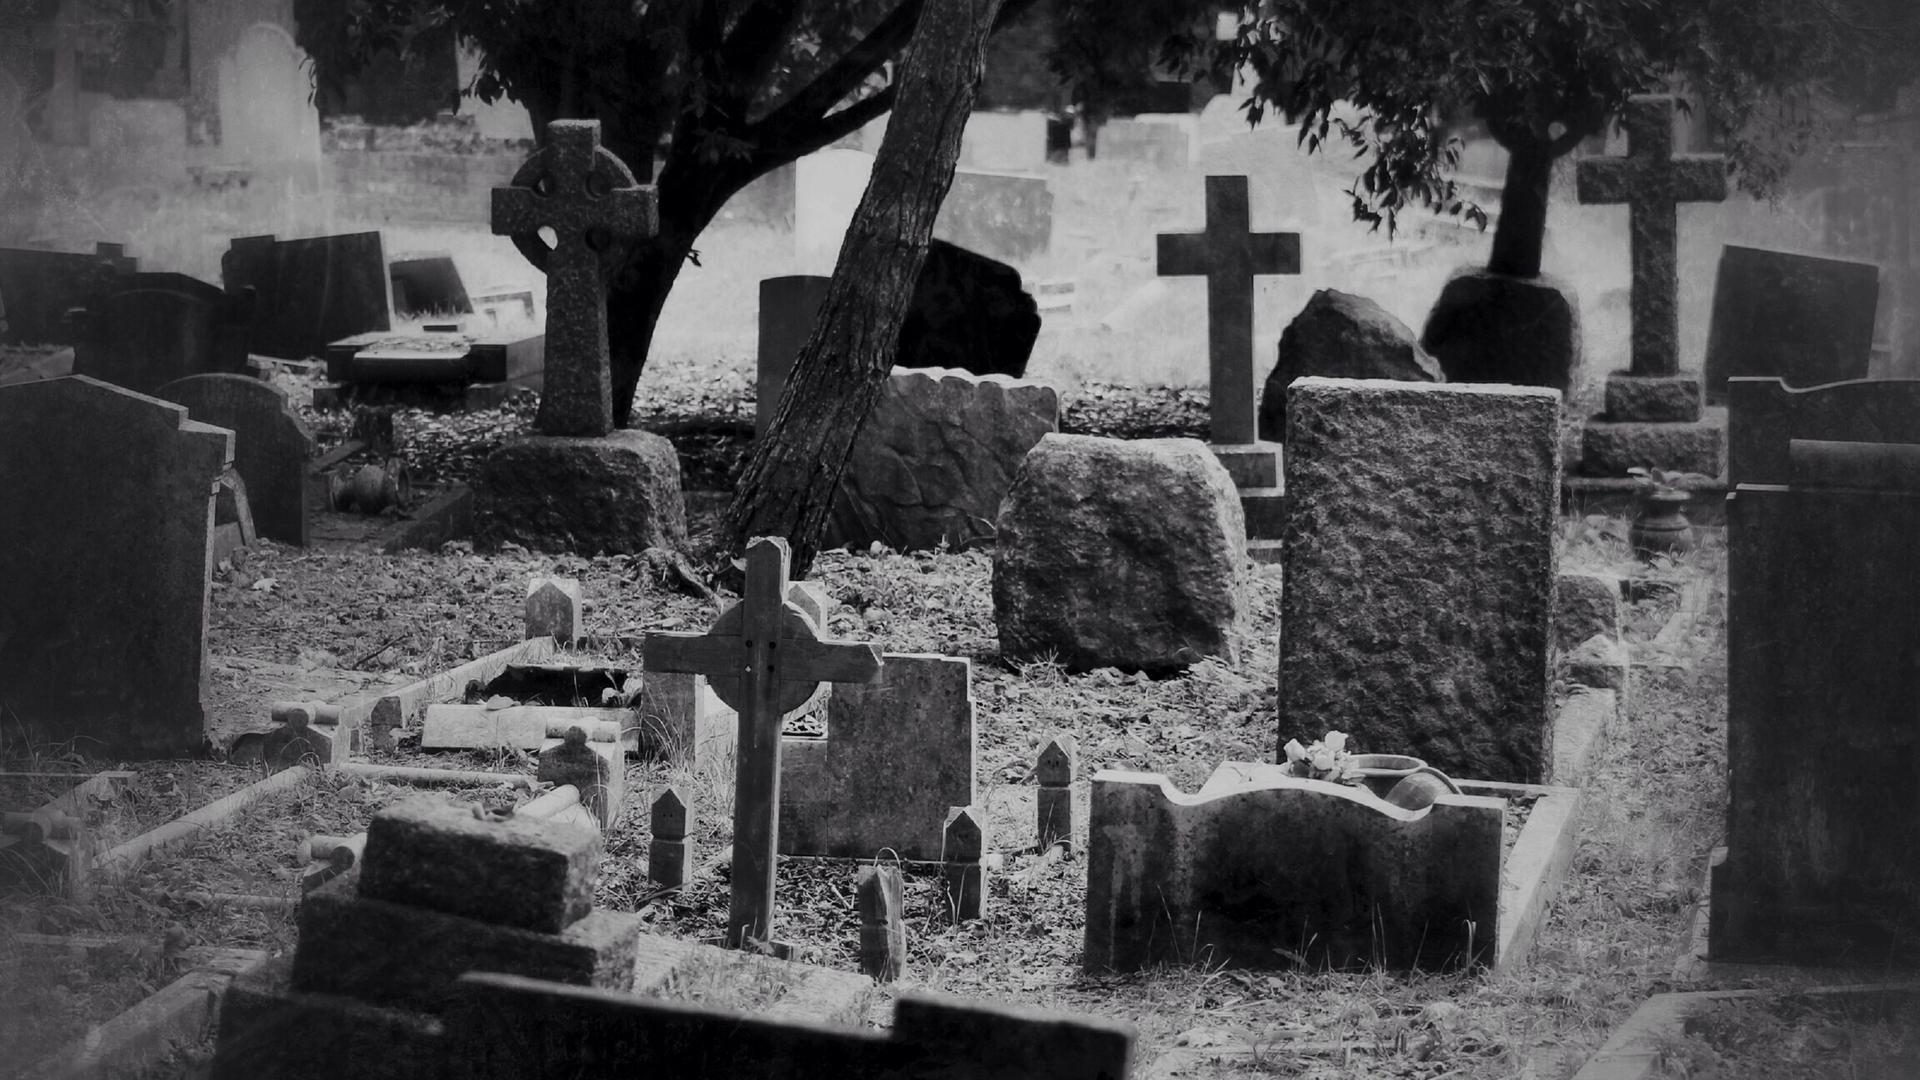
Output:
(722, 0), (1007, 574)
(1487, 132), (1554, 278)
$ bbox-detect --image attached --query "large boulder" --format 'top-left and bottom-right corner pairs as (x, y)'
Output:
(896, 240), (1040, 379)
(1420, 268), (1581, 394)
(1257, 289), (1442, 441)
(994, 434), (1246, 675)
(826, 368), (1058, 553)
(474, 430), (688, 555)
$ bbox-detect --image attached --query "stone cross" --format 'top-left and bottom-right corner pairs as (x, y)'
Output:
(1576, 94), (1728, 377)
(1158, 174), (1302, 445)
(642, 537), (883, 949)
(492, 119), (657, 438)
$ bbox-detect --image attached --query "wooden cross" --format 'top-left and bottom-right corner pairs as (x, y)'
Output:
(642, 537), (882, 949)
(1576, 95), (1729, 377)
(492, 120), (657, 438)
(1158, 174), (1302, 445)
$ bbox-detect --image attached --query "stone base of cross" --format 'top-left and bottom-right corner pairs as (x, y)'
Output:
(642, 537), (883, 950)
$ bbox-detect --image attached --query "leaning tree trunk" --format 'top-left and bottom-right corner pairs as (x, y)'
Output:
(1486, 130), (1555, 278)
(722, 0), (1006, 574)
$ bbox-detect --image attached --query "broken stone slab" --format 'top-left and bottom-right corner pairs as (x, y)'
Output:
(1602, 371), (1703, 424)
(420, 703), (627, 752)
(356, 798), (601, 935)
(995, 434), (1247, 675)
(474, 430), (688, 555)
(1556, 571), (1625, 653)
(291, 868), (644, 1015)
(1085, 767), (1505, 973)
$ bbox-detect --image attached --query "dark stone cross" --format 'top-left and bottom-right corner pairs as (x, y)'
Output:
(1158, 174), (1302, 445)
(642, 537), (883, 950)
(492, 120), (657, 438)
(1576, 94), (1729, 377)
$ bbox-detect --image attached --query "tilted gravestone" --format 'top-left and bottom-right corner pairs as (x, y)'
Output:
(1086, 764), (1504, 972)
(1281, 378), (1561, 784)
(1257, 288), (1442, 443)
(756, 274), (834, 437)
(70, 272), (255, 395)
(156, 373), (315, 546)
(1713, 376), (1920, 965)
(0, 376), (231, 757)
(222, 231), (394, 362)
(0, 242), (136, 346)
(1703, 246), (1880, 404)
(387, 253), (472, 318)
(780, 653), (976, 862)
(897, 239), (1041, 379)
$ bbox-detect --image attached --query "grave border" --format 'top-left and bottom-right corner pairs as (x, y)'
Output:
(1464, 779), (1583, 975)
(24, 946), (266, 1078)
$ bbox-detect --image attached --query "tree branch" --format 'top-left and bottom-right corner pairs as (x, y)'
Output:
(757, 0), (926, 134)
(717, 0), (808, 111)
(752, 85), (899, 167)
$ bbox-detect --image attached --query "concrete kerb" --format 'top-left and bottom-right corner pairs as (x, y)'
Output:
(28, 947), (269, 1080)
(1469, 779), (1584, 977)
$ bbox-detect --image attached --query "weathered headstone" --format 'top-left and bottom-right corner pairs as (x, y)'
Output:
(644, 538), (884, 949)
(959, 110), (1050, 173)
(388, 254), (473, 317)
(0, 243), (137, 346)
(824, 368), (1058, 553)
(445, 973), (1136, 1079)
(995, 435), (1248, 675)
(222, 232), (393, 362)
(0, 376), (230, 757)
(856, 864), (906, 983)
(156, 373), (315, 546)
(897, 240), (1041, 378)
(1100, 116), (1194, 169)
(780, 654), (975, 862)
(1085, 765), (1504, 972)
(524, 577), (582, 643)
(1157, 175), (1302, 446)
(1258, 289), (1443, 443)
(70, 272), (255, 394)
(648, 786), (691, 888)
(1703, 246), (1880, 404)
(357, 798), (599, 934)
(941, 806), (987, 923)
(1715, 376), (1920, 965)
(1036, 734), (1077, 852)
(491, 120), (656, 437)
(756, 275), (832, 436)
(1281, 378), (1560, 784)
(936, 168), (1053, 264)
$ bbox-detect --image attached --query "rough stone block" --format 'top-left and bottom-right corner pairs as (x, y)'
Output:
(356, 798), (601, 934)
(1282, 378), (1561, 783)
(525, 577), (582, 642)
(1085, 767), (1504, 972)
(995, 434), (1247, 675)
(1604, 372), (1702, 423)
(1259, 289), (1442, 442)
(291, 871), (643, 1014)
(1555, 571), (1624, 653)
(1580, 415), (1725, 477)
(825, 368), (1057, 553)
(779, 654), (975, 861)
(211, 957), (442, 1080)
(1420, 268), (1581, 394)
(474, 430), (687, 555)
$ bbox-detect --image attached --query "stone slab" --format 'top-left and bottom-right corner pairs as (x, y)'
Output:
(1703, 245), (1879, 404)
(825, 369), (1057, 553)
(0, 242), (136, 347)
(1604, 372), (1702, 423)
(1580, 413), (1726, 477)
(474, 430), (688, 555)
(1210, 442), (1281, 489)
(1086, 767), (1506, 972)
(1725, 377), (1920, 487)
(779, 653), (976, 862)
(70, 272), (255, 394)
(291, 870), (644, 1014)
(156, 373), (315, 545)
(633, 671), (738, 768)
(356, 797), (600, 934)
(223, 232), (394, 362)
(421, 703), (627, 752)
(1281, 378), (1560, 783)
(934, 167), (1052, 264)
(388, 253), (472, 317)
(1550, 688), (1614, 787)
(1555, 571), (1624, 653)
(0, 376), (230, 758)
(211, 957), (443, 1080)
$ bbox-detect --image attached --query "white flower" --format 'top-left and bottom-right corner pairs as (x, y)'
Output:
(1284, 739), (1308, 763)
(1323, 731), (1347, 754)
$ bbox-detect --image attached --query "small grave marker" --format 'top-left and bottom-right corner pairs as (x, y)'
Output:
(1157, 175), (1302, 445)
(1036, 734), (1077, 852)
(643, 537), (883, 948)
(941, 806), (986, 923)
(491, 119), (657, 437)
(856, 864), (906, 983)
(648, 787), (690, 888)
(524, 576), (582, 643)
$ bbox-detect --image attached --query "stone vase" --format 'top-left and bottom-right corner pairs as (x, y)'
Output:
(1630, 488), (1696, 560)
(1349, 753), (1462, 811)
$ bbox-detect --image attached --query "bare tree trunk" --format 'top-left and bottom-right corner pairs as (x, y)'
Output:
(1487, 131), (1554, 278)
(721, 0), (1005, 574)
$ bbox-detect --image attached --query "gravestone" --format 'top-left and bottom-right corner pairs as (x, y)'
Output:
(825, 368), (1058, 553)
(959, 110), (1049, 173)
(780, 653), (975, 861)
(0, 243), (137, 346)
(70, 272), (255, 395)
(0, 376), (231, 757)
(388, 254), (473, 318)
(1258, 289), (1443, 443)
(936, 168), (1053, 264)
(323, 329), (545, 396)
(1703, 246), (1880, 404)
(897, 240), (1041, 379)
(995, 435), (1248, 675)
(1715, 376), (1920, 964)
(1085, 765), (1504, 972)
(156, 373), (315, 546)
(1281, 378), (1561, 783)
(222, 232), (393, 362)
(756, 275), (833, 436)
(446, 973), (1136, 1080)
(794, 149), (875, 272)
(1576, 94), (1731, 476)
(644, 538), (884, 949)
(215, 22), (324, 185)
(1100, 117), (1193, 169)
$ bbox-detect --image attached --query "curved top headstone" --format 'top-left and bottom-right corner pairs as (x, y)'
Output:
(157, 372), (314, 546)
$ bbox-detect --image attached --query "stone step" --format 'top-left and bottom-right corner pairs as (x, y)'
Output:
(1248, 538), (1284, 565)
(1239, 487), (1285, 540)
(1210, 441), (1282, 489)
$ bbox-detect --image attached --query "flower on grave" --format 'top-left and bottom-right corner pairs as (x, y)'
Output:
(1283, 730), (1363, 785)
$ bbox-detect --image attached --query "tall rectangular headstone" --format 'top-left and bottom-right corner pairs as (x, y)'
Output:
(1714, 377), (1920, 965)
(0, 376), (231, 757)
(1703, 246), (1880, 404)
(1281, 378), (1561, 783)
(222, 232), (395, 362)
(756, 275), (832, 437)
